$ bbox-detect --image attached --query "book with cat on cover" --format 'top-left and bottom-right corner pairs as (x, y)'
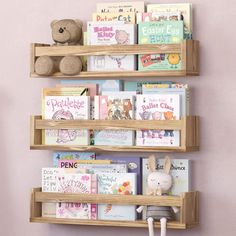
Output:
(146, 3), (193, 39)
(136, 94), (180, 146)
(42, 88), (90, 145)
(56, 173), (97, 219)
(138, 21), (184, 71)
(97, 173), (137, 221)
(87, 22), (137, 71)
(96, 1), (145, 13)
(94, 94), (135, 146)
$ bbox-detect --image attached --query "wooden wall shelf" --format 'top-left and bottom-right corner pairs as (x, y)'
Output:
(30, 40), (199, 78)
(30, 115), (199, 152)
(30, 188), (199, 229)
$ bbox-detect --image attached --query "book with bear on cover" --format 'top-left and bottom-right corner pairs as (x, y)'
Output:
(136, 94), (180, 146)
(97, 173), (137, 221)
(94, 94), (135, 146)
(56, 173), (97, 219)
(42, 88), (90, 145)
(87, 22), (137, 71)
(138, 21), (184, 71)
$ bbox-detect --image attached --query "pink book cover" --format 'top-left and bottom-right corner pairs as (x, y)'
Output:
(94, 96), (109, 119)
(56, 173), (97, 219)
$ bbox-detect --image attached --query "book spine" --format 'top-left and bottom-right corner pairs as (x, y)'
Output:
(91, 174), (97, 220)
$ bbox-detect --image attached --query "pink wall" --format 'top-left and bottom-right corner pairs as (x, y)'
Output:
(0, 0), (236, 235)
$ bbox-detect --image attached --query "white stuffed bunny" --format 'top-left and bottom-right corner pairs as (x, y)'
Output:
(137, 155), (178, 236)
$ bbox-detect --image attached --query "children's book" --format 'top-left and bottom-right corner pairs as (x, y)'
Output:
(97, 173), (137, 221)
(136, 94), (180, 146)
(58, 159), (112, 168)
(93, 12), (136, 24)
(87, 22), (137, 71)
(56, 173), (97, 219)
(97, 1), (145, 13)
(53, 152), (95, 167)
(142, 84), (190, 116)
(138, 21), (184, 71)
(96, 155), (142, 195)
(146, 3), (193, 39)
(42, 88), (90, 145)
(136, 12), (181, 23)
(94, 94), (135, 146)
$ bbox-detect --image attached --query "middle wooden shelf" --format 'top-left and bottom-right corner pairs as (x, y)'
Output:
(30, 115), (199, 152)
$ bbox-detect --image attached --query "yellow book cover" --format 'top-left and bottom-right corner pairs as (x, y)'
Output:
(92, 12), (136, 24)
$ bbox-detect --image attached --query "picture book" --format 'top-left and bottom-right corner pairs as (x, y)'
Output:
(142, 84), (190, 116)
(136, 12), (181, 23)
(146, 3), (193, 39)
(56, 173), (97, 219)
(42, 88), (90, 145)
(94, 95), (135, 146)
(53, 152), (95, 167)
(87, 22), (137, 71)
(136, 94), (180, 146)
(97, 1), (145, 13)
(97, 173), (137, 221)
(58, 159), (112, 168)
(138, 21), (184, 71)
(92, 12), (136, 24)
(96, 155), (142, 194)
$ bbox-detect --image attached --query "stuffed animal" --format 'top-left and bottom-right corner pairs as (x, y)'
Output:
(136, 155), (178, 236)
(35, 19), (83, 76)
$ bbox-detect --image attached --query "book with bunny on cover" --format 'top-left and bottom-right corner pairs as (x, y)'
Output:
(136, 94), (180, 146)
(97, 173), (137, 221)
(138, 21), (184, 71)
(42, 88), (90, 145)
(87, 22), (137, 71)
(94, 94), (135, 146)
(56, 173), (97, 219)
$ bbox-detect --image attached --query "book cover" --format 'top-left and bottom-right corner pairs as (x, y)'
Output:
(146, 3), (192, 39)
(136, 94), (180, 146)
(97, 173), (137, 221)
(53, 152), (96, 167)
(93, 12), (136, 24)
(58, 159), (112, 168)
(96, 155), (142, 194)
(87, 22), (137, 71)
(142, 84), (190, 116)
(136, 12), (181, 23)
(97, 1), (145, 13)
(42, 88), (90, 145)
(56, 173), (97, 219)
(138, 21), (184, 71)
(94, 94), (135, 146)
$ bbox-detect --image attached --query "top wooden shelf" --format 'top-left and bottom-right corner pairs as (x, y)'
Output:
(30, 40), (199, 79)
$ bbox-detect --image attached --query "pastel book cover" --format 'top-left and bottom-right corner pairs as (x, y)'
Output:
(136, 94), (180, 147)
(96, 1), (145, 13)
(92, 12), (136, 24)
(96, 155), (142, 194)
(94, 95), (135, 146)
(136, 12), (181, 23)
(142, 84), (190, 116)
(56, 173), (97, 219)
(138, 21), (184, 71)
(87, 22), (137, 71)
(146, 3), (193, 39)
(42, 88), (90, 145)
(41, 168), (65, 218)
(97, 173), (137, 221)
(53, 152), (96, 167)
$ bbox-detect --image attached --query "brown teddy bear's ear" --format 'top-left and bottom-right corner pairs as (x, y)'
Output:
(51, 20), (58, 28)
(75, 19), (83, 28)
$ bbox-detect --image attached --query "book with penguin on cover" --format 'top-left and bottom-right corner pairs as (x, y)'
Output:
(42, 87), (90, 145)
(136, 94), (180, 146)
(138, 21), (184, 71)
(97, 173), (137, 221)
(87, 22), (137, 71)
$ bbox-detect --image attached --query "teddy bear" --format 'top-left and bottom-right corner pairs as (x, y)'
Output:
(35, 19), (83, 76)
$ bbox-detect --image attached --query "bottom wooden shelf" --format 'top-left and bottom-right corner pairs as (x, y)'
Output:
(30, 188), (199, 229)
